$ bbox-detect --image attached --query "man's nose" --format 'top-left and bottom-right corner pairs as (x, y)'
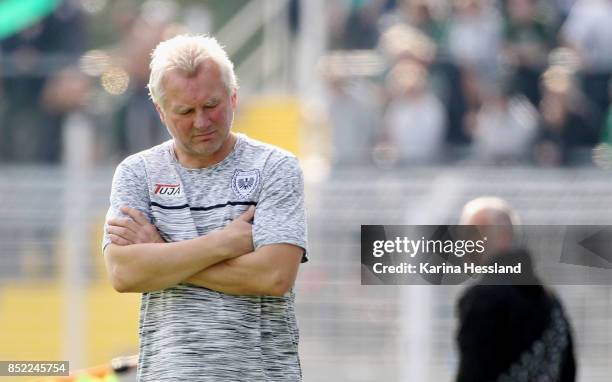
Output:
(193, 109), (211, 129)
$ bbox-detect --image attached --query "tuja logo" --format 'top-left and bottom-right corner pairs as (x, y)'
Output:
(154, 183), (181, 196)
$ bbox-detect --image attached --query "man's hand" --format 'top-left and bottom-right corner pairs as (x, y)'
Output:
(106, 205), (256, 256)
(107, 206), (165, 246)
(103, 206), (256, 293)
(216, 206), (255, 257)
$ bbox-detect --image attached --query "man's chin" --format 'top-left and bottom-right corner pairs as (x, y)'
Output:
(187, 142), (223, 157)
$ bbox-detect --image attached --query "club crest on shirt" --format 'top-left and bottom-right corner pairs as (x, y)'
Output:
(231, 169), (260, 199)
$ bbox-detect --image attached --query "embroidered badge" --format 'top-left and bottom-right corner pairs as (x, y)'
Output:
(231, 169), (260, 199)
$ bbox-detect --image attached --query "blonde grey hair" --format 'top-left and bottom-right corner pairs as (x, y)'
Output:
(147, 34), (238, 106)
(459, 197), (521, 227)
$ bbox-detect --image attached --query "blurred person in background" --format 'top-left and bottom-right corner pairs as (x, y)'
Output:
(110, 6), (173, 159)
(444, 0), (505, 150)
(383, 60), (447, 164)
(380, 1), (474, 147)
(326, 73), (380, 167)
(600, 79), (612, 145)
(380, 0), (448, 44)
(466, 84), (538, 164)
(533, 66), (599, 165)
(327, 0), (385, 50)
(447, 0), (503, 120)
(102, 35), (307, 381)
(447, 0), (503, 82)
(42, 66), (91, 116)
(455, 197), (576, 382)
(0, 0), (85, 162)
(561, 0), (612, 135)
(502, 0), (560, 106)
(554, 0), (578, 20)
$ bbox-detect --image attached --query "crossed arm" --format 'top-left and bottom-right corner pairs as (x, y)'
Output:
(184, 243), (302, 296)
(104, 206), (302, 296)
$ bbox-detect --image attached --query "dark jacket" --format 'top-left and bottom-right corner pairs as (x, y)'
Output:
(455, 249), (576, 382)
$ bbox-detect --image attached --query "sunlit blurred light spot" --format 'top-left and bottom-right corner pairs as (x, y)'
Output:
(80, 0), (108, 14)
(101, 67), (129, 95)
(592, 143), (612, 170)
(542, 66), (571, 94)
(79, 50), (111, 76)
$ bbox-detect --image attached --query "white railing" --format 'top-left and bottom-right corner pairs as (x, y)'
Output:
(216, 0), (292, 94)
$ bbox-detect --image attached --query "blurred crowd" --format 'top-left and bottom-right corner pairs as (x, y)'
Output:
(0, 0), (199, 164)
(323, 0), (612, 167)
(1, 0), (611, 168)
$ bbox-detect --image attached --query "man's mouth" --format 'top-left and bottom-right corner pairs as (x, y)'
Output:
(194, 131), (216, 140)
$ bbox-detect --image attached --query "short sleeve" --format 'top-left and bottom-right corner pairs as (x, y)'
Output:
(253, 156), (308, 262)
(102, 156), (152, 251)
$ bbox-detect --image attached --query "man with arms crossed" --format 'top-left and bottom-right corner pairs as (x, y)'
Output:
(102, 35), (307, 381)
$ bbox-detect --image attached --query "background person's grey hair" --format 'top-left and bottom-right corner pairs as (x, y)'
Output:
(460, 196), (522, 252)
(147, 34), (238, 106)
(459, 196), (521, 227)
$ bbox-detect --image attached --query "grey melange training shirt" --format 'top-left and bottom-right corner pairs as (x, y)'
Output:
(102, 134), (308, 381)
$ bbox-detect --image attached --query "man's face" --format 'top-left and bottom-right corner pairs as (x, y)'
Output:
(462, 209), (513, 262)
(156, 59), (237, 167)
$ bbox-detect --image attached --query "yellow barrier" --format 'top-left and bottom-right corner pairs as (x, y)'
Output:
(0, 282), (139, 379)
(233, 96), (304, 157)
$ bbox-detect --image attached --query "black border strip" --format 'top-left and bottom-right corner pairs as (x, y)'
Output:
(150, 201), (257, 211)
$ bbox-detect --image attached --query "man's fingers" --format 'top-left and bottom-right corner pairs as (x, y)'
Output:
(109, 208), (164, 244)
(236, 205), (255, 222)
(107, 225), (135, 243)
(121, 206), (149, 226)
(109, 234), (131, 246)
(107, 217), (139, 234)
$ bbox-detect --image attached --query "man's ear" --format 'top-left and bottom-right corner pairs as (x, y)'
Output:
(154, 103), (166, 124)
(230, 89), (238, 109)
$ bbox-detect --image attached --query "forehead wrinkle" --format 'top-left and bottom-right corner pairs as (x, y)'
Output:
(163, 61), (225, 109)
